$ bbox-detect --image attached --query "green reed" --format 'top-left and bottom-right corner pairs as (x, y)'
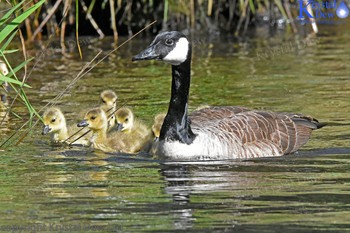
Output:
(0, 0), (45, 129)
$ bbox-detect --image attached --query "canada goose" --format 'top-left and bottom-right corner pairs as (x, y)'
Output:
(194, 104), (210, 111)
(42, 107), (90, 145)
(77, 107), (126, 153)
(152, 106), (208, 139)
(132, 31), (325, 160)
(100, 89), (118, 129)
(115, 107), (152, 153)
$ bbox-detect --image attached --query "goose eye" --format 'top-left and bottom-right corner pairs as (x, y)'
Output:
(51, 119), (56, 123)
(165, 39), (174, 46)
(91, 116), (96, 120)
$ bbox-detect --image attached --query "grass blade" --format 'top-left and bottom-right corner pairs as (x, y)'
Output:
(0, 30), (18, 53)
(0, 0), (26, 27)
(76, 0), (83, 59)
(0, 75), (31, 87)
(0, 0), (46, 43)
(248, 0), (256, 14)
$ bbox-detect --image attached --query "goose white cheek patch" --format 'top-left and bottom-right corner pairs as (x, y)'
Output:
(163, 38), (189, 65)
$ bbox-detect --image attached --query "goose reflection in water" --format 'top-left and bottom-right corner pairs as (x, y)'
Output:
(160, 161), (259, 230)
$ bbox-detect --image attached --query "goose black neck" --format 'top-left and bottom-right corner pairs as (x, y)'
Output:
(159, 52), (196, 144)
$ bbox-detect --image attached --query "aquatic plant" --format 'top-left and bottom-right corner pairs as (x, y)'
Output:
(0, 0), (45, 128)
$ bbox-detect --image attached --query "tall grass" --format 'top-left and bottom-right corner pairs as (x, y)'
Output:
(0, 0), (45, 131)
(19, 0), (324, 45)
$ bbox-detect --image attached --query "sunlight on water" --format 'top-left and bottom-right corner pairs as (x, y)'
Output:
(0, 23), (350, 231)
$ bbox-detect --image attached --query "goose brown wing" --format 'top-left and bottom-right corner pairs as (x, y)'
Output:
(191, 110), (320, 157)
(253, 111), (318, 154)
(189, 106), (251, 124)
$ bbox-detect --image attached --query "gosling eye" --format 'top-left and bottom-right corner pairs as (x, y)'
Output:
(91, 116), (96, 120)
(51, 119), (56, 123)
(165, 39), (174, 46)
(102, 99), (106, 103)
(125, 118), (128, 122)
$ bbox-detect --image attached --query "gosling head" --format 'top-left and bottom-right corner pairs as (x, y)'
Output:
(152, 113), (166, 138)
(78, 108), (107, 131)
(42, 107), (66, 135)
(115, 107), (134, 132)
(100, 90), (117, 108)
(132, 31), (191, 66)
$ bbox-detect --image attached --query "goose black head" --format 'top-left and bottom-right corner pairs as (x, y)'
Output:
(132, 31), (191, 66)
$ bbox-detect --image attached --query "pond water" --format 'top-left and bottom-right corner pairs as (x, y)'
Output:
(1, 23), (350, 232)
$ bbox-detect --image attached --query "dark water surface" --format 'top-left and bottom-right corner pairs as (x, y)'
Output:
(1, 23), (350, 232)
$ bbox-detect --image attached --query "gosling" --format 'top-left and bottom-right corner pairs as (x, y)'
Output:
(42, 107), (90, 145)
(152, 113), (166, 139)
(115, 107), (152, 153)
(77, 107), (126, 153)
(100, 89), (118, 129)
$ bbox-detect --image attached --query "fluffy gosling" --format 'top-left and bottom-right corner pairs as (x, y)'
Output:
(77, 107), (125, 153)
(100, 89), (118, 129)
(115, 107), (152, 153)
(151, 113), (166, 139)
(42, 107), (90, 145)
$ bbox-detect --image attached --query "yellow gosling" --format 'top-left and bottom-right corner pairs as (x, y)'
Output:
(42, 107), (89, 145)
(100, 89), (118, 129)
(152, 113), (166, 139)
(78, 107), (125, 153)
(115, 107), (152, 153)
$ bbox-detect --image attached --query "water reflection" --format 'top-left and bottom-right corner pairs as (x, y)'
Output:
(159, 153), (350, 231)
(160, 161), (260, 230)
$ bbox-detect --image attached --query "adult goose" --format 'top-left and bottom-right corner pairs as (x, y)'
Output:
(132, 31), (325, 160)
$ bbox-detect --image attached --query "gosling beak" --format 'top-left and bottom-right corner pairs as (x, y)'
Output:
(77, 119), (89, 127)
(116, 123), (124, 131)
(42, 125), (51, 135)
(132, 45), (159, 61)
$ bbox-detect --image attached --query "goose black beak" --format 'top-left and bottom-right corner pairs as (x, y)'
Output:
(77, 119), (89, 127)
(132, 46), (159, 61)
(42, 125), (51, 135)
(116, 123), (124, 131)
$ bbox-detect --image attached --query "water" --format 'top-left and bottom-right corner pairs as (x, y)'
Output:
(1, 23), (350, 232)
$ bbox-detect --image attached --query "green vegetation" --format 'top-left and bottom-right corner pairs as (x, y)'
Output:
(0, 0), (45, 128)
